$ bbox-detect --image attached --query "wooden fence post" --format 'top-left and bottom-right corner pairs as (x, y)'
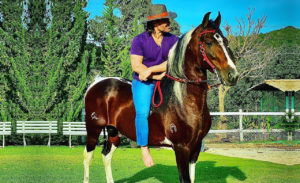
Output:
(48, 122), (52, 147)
(239, 109), (244, 142)
(3, 122), (5, 148)
(22, 121), (26, 147)
(69, 122), (72, 148)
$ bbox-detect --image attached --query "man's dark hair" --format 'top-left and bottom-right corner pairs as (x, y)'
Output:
(146, 21), (155, 35)
(146, 19), (170, 35)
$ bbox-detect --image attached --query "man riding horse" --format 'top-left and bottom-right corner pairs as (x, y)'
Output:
(130, 4), (178, 167)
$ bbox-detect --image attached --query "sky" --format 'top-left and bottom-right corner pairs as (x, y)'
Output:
(85, 0), (300, 34)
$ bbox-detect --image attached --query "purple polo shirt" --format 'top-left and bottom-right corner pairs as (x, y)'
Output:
(130, 32), (178, 82)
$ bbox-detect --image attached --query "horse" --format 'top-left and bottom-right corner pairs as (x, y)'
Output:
(83, 12), (239, 183)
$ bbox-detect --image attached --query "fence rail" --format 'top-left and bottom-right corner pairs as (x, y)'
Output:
(16, 121), (58, 146)
(1, 110), (299, 146)
(0, 122), (11, 148)
(208, 109), (300, 142)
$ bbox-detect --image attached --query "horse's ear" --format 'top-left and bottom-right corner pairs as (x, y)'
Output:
(201, 12), (211, 28)
(214, 11), (221, 27)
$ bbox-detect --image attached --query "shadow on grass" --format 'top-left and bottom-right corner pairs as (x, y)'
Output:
(115, 161), (246, 183)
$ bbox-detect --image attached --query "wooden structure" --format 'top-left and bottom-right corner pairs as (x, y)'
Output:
(249, 79), (300, 141)
(0, 122), (11, 148)
(63, 122), (86, 147)
(248, 79), (300, 113)
(16, 121), (57, 146)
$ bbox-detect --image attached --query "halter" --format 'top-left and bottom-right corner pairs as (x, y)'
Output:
(152, 29), (221, 108)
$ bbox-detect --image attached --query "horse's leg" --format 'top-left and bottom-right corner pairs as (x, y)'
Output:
(189, 141), (203, 183)
(83, 131), (101, 183)
(174, 145), (191, 183)
(102, 126), (120, 183)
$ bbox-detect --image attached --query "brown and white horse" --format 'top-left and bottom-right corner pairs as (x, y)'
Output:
(83, 12), (239, 183)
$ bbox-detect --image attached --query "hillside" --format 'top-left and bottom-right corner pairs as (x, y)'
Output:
(260, 26), (300, 48)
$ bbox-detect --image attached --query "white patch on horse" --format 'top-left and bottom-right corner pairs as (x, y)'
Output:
(83, 147), (94, 183)
(189, 162), (196, 183)
(84, 76), (132, 101)
(91, 112), (99, 120)
(160, 137), (173, 146)
(168, 28), (195, 77)
(102, 144), (117, 183)
(173, 82), (185, 106)
(170, 123), (177, 133)
(213, 33), (237, 71)
(167, 29), (195, 105)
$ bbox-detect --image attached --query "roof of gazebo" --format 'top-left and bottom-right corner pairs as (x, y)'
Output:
(248, 79), (300, 92)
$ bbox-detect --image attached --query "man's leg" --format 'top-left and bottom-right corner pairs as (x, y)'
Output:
(132, 79), (155, 167)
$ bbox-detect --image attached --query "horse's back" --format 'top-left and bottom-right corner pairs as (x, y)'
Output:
(85, 77), (134, 130)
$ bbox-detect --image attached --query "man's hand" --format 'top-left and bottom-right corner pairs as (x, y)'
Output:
(139, 68), (152, 81)
(152, 72), (166, 80)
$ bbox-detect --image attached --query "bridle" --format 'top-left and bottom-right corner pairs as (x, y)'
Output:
(165, 29), (221, 84)
(152, 29), (222, 107)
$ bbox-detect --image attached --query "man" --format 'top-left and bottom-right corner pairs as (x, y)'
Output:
(130, 4), (178, 167)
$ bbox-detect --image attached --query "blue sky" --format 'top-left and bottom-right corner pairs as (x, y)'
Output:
(85, 0), (300, 34)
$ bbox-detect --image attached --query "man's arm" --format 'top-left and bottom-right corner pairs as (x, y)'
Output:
(148, 61), (167, 73)
(131, 54), (152, 81)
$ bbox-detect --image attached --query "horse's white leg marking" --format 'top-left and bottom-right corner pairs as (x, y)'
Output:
(102, 144), (117, 183)
(213, 33), (237, 72)
(83, 147), (94, 183)
(160, 137), (173, 146)
(189, 162), (196, 183)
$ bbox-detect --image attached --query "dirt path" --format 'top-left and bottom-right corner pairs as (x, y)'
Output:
(205, 145), (300, 165)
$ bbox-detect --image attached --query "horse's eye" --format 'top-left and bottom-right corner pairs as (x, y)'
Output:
(205, 42), (212, 47)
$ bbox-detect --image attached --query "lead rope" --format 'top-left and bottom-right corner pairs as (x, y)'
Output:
(151, 29), (222, 108)
(151, 74), (220, 108)
(152, 81), (163, 108)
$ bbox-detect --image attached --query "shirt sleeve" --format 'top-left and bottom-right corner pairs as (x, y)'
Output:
(171, 35), (179, 47)
(130, 36), (143, 56)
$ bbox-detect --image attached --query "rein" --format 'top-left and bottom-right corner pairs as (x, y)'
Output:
(152, 29), (222, 108)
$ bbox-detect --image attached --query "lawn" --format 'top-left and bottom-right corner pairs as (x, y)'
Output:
(0, 146), (299, 183)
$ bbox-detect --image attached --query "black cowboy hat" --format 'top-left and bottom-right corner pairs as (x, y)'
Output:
(146, 4), (177, 22)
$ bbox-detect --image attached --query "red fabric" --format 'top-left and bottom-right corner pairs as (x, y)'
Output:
(147, 12), (169, 20)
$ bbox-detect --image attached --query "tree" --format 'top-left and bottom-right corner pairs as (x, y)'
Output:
(0, 0), (29, 121)
(88, 0), (181, 80)
(0, 0), (89, 122)
(210, 8), (278, 129)
(43, 0), (88, 121)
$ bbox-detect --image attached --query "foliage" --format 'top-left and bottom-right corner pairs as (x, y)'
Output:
(276, 113), (300, 132)
(208, 10), (299, 119)
(0, 0), (88, 121)
(88, 0), (181, 80)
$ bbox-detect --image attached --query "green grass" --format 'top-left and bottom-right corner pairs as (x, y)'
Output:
(0, 146), (299, 183)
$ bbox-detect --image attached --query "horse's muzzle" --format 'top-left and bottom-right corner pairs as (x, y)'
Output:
(227, 70), (239, 86)
(221, 69), (239, 86)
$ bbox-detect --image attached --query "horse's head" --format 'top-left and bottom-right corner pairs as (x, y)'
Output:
(189, 12), (239, 86)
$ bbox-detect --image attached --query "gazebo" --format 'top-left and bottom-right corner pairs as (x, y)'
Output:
(248, 79), (300, 113)
(248, 79), (300, 141)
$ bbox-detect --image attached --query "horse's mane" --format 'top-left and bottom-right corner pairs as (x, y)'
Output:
(167, 28), (195, 78)
(153, 29), (195, 111)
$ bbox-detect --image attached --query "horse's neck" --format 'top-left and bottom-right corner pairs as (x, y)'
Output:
(159, 77), (207, 112)
(183, 47), (206, 81)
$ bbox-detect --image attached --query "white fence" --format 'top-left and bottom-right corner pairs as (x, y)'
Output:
(63, 122), (86, 147)
(0, 122), (11, 148)
(62, 121), (104, 147)
(16, 121), (58, 146)
(1, 111), (299, 147)
(208, 110), (300, 142)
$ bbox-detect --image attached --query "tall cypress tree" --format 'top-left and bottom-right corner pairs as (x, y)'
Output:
(100, 0), (123, 77)
(0, 0), (28, 121)
(43, 0), (88, 121)
(1, 0), (88, 122)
